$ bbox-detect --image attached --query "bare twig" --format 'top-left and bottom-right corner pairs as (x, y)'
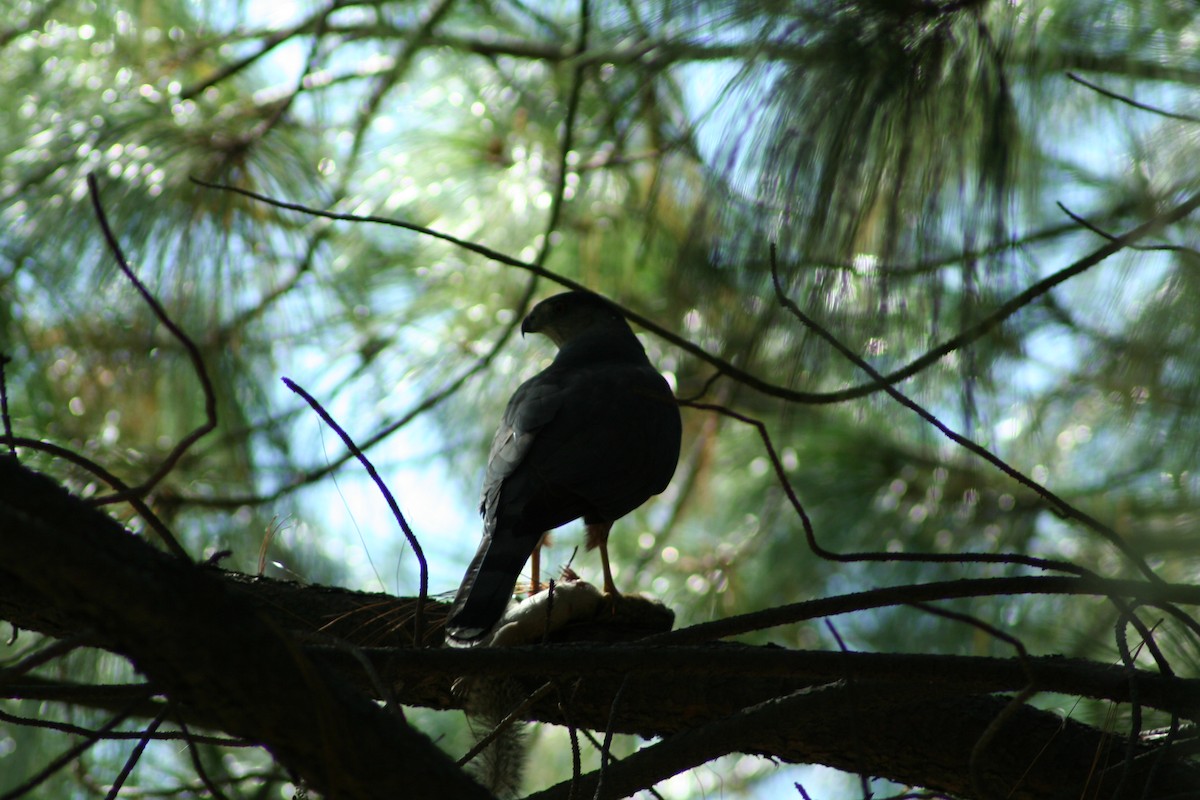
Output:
(594, 673), (628, 800)
(1057, 201), (1200, 256)
(187, 178), (837, 404)
(768, 244), (1162, 584)
(0, 354), (13, 458)
(104, 709), (166, 800)
(909, 602), (1037, 799)
(1067, 71), (1200, 124)
(650, 575), (1200, 646)
(86, 175), (217, 518)
(577, 729), (667, 800)
(0, 705), (136, 800)
(181, 304), (527, 508)
(235, 0), (335, 147)
(456, 681), (553, 768)
(542, 578), (557, 645)
(337, 0), (457, 191)
(0, 707), (246, 745)
(0, 435), (186, 559)
(192, 180), (1200, 407)
(819, 618), (873, 799)
(681, 399), (1091, 577)
(567, 720), (581, 800)
(1110, 609), (1145, 800)
(282, 377), (429, 646)
(179, 3), (339, 100)
(177, 719), (234, 800)
(1137, 711), (1184, 800)
(852, 188), (1200, 404)
(1, 636), (84, 678)
(557, 678), (584, 800)
(534, 0), (589, 271)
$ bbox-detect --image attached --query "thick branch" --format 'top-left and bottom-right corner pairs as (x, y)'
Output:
(2, 459), (1197, 799)
(0, 456), (491, 800)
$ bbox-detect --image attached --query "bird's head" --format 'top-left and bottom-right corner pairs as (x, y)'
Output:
(521, 291), (632, 347)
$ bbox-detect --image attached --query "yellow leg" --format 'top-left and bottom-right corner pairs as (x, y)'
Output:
(599, 541), (619, 596)
(587, 522), (619, 595)
(529, 533), (547, 593)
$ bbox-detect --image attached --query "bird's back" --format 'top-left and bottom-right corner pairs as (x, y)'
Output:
(446, 296), (681, 641)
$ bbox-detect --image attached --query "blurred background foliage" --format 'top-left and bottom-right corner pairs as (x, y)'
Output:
(1, 0), (1199, 796)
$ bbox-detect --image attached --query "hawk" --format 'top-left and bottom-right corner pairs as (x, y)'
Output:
(445, 291), (682, 642)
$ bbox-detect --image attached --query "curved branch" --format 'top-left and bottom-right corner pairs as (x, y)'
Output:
(282, 377), (430, 647)
(190, 180), (1200, 408)
(87, 175), (217, 519)
(769, 251), (1165, 588)
(0, 436), (186, 559)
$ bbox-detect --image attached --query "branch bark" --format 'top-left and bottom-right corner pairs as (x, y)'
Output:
(0, 456), (492, 800)
(1, 457), (1197, 799)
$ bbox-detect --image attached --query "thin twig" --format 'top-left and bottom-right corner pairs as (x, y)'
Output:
(577, 729), (667, 800)
(0, 354), (14, 458)
(0, 707), (246, 744)
(1110, 608), (1144, 800)
(594, 673), (628, 800)
(282, 377), (429, 646)
(542, 578), (557, 645)
(260, 1), (332, 134)
(0, 435), (186, 558)
(86, 174), (217, 516)
(0, 705), (136, 800)
(908, 602), (1037, 799)
(1, 636), (84, 677)
(534, 0), (589, 271)
(1138, 711), (1183, 800)
(680, 399), (1092, 577)
(330, 635), (404, 720)
(772, 248), (1200, 646)
(646, 575), (1200, 646)
(824, 619), (850, 653)
(970, 684), (1039, 799)
(340, 0), (458, 191)
(180, 296), (529, 509)
(853, 188), (1200, 404)
(1057, 201), (1199, 256)
(179, 3), (338, 100)
(768, 243), (1161, 584)
(910, 604), (1029, 666)
(104, 708), (166, 800)
(192, 180), (1200, 407)
(178, 718), (234, 800)
(1067, 71), (1200, 124)
(567, 721), (581, 800)
(456, 681), (553, 768)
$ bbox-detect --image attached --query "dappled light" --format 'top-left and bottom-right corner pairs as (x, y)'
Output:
(3, 1), (1200, 799)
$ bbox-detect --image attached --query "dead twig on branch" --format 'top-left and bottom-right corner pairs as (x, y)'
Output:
(193, 179), (1200, 409)
(282, 377), (430, 647)
(85, 175), (217, 544)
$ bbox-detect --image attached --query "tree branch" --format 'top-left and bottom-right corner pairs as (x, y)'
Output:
(4, 459), (1197, 799)
(0, 457), (491, 800)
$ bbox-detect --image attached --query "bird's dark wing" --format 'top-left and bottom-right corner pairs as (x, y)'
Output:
(514, 362), (678, 524)
(445, 371), (570, 641)
(445, 358), (679, 641)
(478, 378), (568, 520)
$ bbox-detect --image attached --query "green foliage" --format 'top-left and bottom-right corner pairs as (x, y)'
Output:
(2, 0), (1200, 797)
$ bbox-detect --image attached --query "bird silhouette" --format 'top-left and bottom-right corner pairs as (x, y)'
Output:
(445, 291), (681, 642)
